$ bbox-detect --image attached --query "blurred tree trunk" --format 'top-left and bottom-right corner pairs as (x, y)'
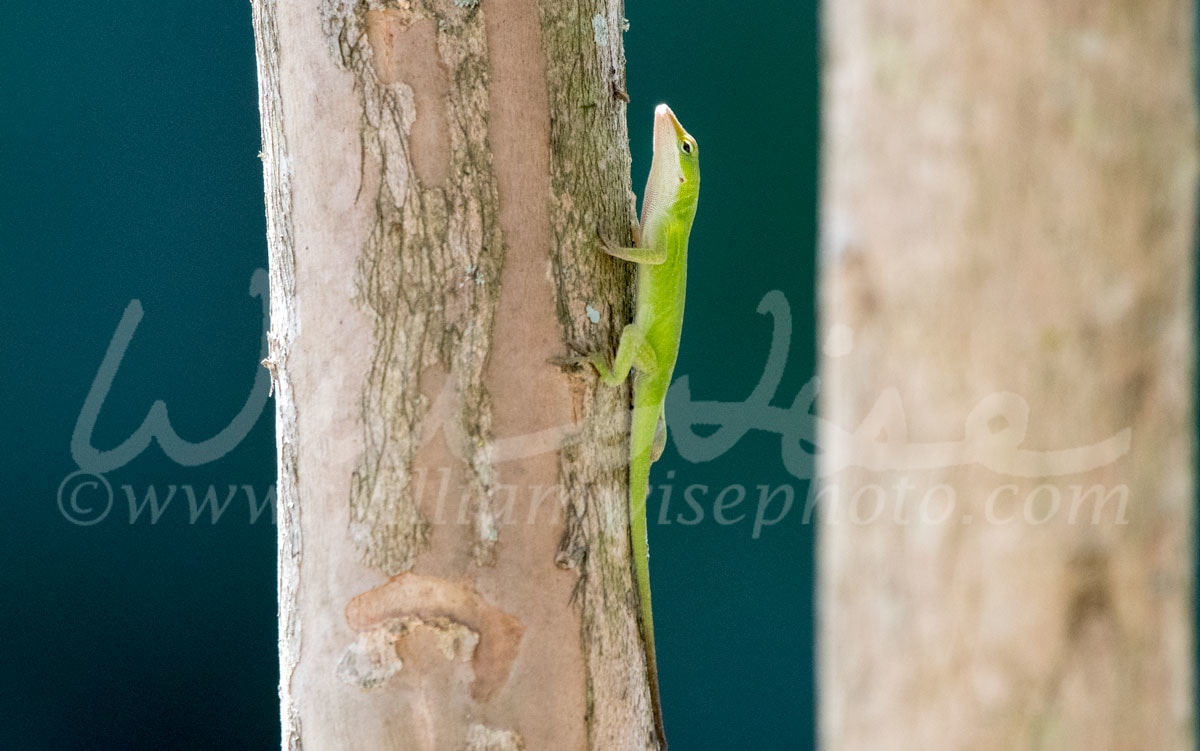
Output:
(251, 0), (659, 748)
(820, 2), (1196, 750)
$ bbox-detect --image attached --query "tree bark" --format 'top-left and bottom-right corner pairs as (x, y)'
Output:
(252, 0), (658, 748)
(820, 2), (1196, 750)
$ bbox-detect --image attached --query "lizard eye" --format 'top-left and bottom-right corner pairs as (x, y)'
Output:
(680, 140), (693, 155)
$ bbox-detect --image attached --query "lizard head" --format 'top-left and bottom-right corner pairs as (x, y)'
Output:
(642, 104), (700, 228)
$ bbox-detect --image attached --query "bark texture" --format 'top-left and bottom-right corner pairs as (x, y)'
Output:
(252, 0), (658, 748)
(820, 2), (1196, 750)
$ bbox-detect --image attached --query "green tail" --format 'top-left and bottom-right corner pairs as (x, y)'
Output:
(630, 402), (666, 748)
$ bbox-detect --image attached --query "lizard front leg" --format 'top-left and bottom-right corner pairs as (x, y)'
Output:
(597, 228), (666, 265)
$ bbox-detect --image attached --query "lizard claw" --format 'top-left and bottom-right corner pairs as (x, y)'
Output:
(594, 225), (615, 254)
(549, 341), (596, 372)
(549, 355), (592, 373)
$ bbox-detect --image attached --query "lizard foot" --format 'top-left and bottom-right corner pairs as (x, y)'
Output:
(549, 341), (599, 373)
(595, 225), (618, 255)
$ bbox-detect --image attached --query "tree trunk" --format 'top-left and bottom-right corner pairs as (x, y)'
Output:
(820, 2), (1196, 750)
(251, 0), (658, 748)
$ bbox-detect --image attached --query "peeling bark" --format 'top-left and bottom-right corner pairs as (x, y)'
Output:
(820, 2), (1197, 750)
(252, 0), (658, 748)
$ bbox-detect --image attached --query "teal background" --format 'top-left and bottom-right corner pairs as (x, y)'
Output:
(1, 1), (818, 749)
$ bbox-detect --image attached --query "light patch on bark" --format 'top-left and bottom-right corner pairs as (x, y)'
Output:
(591, 14), (609, 48)
(345, 572), (525, 701)
(337, 614), (479, 690)
(465, 723), (526, 751)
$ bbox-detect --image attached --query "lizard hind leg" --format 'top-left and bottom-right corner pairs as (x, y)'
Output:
(590, 323), (658, 386)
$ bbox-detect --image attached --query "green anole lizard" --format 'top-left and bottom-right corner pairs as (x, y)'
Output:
(570, 103), (699, 749)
